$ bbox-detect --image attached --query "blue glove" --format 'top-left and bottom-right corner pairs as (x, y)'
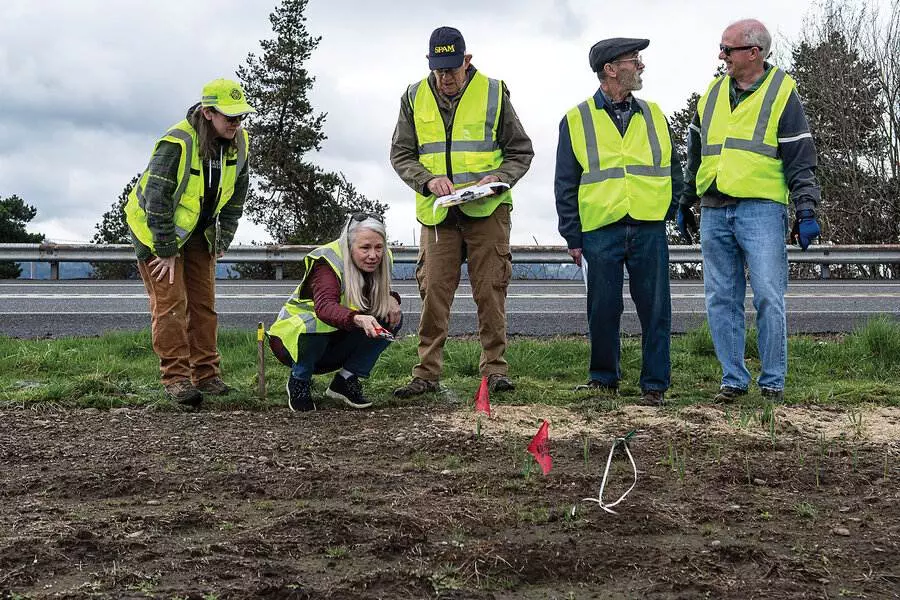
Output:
(791, 209), (820, 250)
(676, 204), (698, 243)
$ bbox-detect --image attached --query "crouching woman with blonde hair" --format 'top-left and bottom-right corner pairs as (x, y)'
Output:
(268, 214), (402, 411)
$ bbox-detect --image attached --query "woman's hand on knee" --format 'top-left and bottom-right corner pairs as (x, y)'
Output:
(387, 297), (402, 328)
(353, 314), (380, 338)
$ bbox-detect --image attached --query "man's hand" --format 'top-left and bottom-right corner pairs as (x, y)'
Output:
(568, 248), (583, 267)
(791, 209), (820, 251)
(148, 255), (177, 284)
(387, 296), (402, 328)
(677, 204), (699, 243)
(475, 174), (501, 195)
(426, 177), (454, 197)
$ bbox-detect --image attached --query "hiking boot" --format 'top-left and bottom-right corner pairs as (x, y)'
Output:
(393, 377), (440, 398)
(574, 380), (618, 395)
(638, 389), (666, 407)
(714, 385), (748, 403)
(164, 379), (202, 408)
(760, 387), (784, 402)
(487, 373), (515, 393)
(196, 376), (231, 395)
(326, 373), (373, 409)
(286, 377), (315, 412)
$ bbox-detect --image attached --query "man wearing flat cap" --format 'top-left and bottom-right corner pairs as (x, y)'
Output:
(390, 26), (534, 398)
(554, 38), (683, 406)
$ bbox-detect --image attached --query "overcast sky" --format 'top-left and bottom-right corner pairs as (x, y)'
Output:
(1, 0), (823, 246)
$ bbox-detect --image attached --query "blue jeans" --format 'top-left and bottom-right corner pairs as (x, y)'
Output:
(290, 319), (400, 381)
(582, 221), (671, 391)
(700, 201), (788, 390)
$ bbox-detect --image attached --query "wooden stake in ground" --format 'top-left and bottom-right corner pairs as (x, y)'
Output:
(257, 322), (266, 399)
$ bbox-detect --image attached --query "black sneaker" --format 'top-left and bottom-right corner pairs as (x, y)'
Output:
(326, 373), (372, 409)
(714, 385), (748, 403)
(286, 377), (315, 412)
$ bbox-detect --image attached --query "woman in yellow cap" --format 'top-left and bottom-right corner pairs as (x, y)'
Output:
(125, 78), (255, 407)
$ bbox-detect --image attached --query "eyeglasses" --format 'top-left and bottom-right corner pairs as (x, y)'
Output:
(435, 66), (464, 78)
(719, 44), (761, 56)
(611, 54), (643, 65)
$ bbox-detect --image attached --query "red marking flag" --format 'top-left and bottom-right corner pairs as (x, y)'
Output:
(527, 420), (552, 475)
(474, 376), (491, 416)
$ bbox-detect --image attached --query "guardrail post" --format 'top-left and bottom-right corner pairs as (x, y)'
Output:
(50, 261), (59, 280)
(820, 263), (830, 280)
(275, 264), (283, 281)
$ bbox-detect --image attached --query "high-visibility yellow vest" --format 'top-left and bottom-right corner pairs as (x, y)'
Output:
(565, 97), (672, 231)
(125, 119), (249, 253)
(409, 71), (511, 225)
(695, 67), (794, 204)
(269, 241), (394, 363)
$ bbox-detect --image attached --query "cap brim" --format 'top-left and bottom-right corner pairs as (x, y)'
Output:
(428, 54), (464, 70)
(216, 103), (257, 117)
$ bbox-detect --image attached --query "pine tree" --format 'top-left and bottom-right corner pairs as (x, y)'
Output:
(0, 195), (45, 279)
(237, 0), (386, 263)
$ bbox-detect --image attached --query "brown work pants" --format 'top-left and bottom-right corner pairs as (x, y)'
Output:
(137, 233), (220, 386)
(413, 204), (512, 381)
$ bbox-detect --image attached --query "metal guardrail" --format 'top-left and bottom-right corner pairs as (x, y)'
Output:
(2, 243), (900, 279)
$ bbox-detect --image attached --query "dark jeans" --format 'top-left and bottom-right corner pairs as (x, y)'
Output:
(290, 319), (400, 381)
(582, 221), (671, 391)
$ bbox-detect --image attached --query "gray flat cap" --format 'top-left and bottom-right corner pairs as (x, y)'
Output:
(589, 37), (649, 72)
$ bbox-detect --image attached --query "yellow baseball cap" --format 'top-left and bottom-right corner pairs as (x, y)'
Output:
(200, 78), (256, 117)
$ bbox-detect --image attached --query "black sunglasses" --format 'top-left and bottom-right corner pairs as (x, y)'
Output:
(346, 212), (384, 233)
(215, 110), (244, 124)
(719, 44), (761, 56)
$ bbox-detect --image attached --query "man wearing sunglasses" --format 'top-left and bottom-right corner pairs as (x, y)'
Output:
(554, 38), (684, 406)
(390, 26), (534, 398)
(678, 19), (821, 403)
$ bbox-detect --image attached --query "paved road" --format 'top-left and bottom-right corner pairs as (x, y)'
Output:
(1, 279), (899, 338)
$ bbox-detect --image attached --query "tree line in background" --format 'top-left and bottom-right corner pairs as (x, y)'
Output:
(2, 0), (898, 279)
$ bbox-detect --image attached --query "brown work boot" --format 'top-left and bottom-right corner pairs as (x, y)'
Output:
(637, 389), (666, 407)
(164, 379), (202, 407)
(487, 373), (515, 393)
(393, 377), (440, 398)
(197, 376), (231, 396)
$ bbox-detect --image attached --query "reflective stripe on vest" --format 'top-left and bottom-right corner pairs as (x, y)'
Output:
(268, 241), (346, 363)
(125, 120), (249, 253)
(566, 96), (672, 231)
(695, 68), (793, 204)
(410, 72), (511, 225)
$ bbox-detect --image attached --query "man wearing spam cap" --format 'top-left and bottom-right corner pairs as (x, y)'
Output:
(554, 38), (683, 406)
(390, 26), (534, 398)
(125, 78), (255, 406)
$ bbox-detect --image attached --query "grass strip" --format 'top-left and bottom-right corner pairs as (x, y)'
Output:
(1, 317), (899, 410)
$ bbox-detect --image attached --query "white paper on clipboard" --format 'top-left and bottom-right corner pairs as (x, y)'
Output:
(433, 182), (510, 209)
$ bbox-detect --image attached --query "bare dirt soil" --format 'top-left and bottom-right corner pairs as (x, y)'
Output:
(1, 402), (898, 599)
